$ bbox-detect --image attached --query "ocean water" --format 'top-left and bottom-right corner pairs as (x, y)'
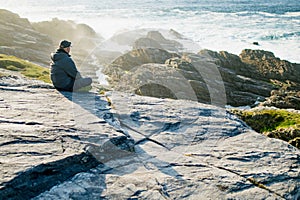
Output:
(1, 0), (300, 62)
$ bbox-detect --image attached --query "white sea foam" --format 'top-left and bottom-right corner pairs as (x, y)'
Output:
(285, 12), (300, 17)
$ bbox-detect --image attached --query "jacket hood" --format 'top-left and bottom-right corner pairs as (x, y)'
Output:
(51, 49), (70, 62)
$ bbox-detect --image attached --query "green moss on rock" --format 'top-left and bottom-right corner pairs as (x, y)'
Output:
(231, 108), (300, 149)
(0, 54), (50, 83)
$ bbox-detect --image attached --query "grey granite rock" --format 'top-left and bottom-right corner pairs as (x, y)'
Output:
(0, 9), (52, 66)
(103, 44), (300, 108)
(0, 73), (299, 199)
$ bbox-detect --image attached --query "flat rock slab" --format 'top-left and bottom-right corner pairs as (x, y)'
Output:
(0, 76), (129, 199)
(0, 76), (299, 199)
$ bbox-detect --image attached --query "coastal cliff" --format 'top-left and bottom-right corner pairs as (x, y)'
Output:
(1, 8), (299, 110)
(0, 9), (102, 67)
(0, 9), (300, 199)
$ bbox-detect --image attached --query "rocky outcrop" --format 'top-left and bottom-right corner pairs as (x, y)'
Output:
(266, 127), (300, 149)
(239, 49), (300, 109)
(2, 8), (299, 109)
(0, 9), (102, 69)
(102, 48), (179, 87)
(0, 9), (299, 197)
(97, 28), (198, 66)
(133, 37), (163, 50)
(0, 69), (299, 199)
(240, 50), (300, 109)
(32, 18), (103, 58)
(109, 48), (178, 71)
(194, 49), (300, 108)
(240, 49), (300, 83)
(101, 30), (300, 108)
(103, 45), (300, 108)
(261, 89), (300, 110)
(0, 9), (53, 65)
(133, 31), (183, 52)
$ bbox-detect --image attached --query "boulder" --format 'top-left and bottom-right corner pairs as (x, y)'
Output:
(108, 29), (188, 54)
(109, 48), (178, 70)
(145, 31), (183, 51)
(133, 37), (163, 50)
(103, 48), (179, 87)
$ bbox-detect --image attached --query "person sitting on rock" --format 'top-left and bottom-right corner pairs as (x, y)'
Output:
(50, 40), (92, 92)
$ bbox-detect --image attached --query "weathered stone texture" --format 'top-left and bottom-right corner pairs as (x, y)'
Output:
(0, 74), (299, 199)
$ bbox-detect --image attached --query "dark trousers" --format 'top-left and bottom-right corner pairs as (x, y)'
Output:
(73, 77), (93, 91)
(57, 77), (92, 92)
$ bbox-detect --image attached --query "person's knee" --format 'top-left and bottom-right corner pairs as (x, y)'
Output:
(82, 77), (92, 86)
(85, 77), (92, 85)
(73, 77), (92, 90)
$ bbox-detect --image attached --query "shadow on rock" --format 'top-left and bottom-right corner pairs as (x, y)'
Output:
(0, 152), (101, 200)
(47, 91), (186, 198)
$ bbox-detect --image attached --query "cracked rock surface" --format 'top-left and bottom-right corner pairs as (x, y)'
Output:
(0, 74), (299, 199)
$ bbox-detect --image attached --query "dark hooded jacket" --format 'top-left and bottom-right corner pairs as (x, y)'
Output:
(50, 49), (81, 90)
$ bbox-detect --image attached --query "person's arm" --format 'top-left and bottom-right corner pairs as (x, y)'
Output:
(62, 57), (82, 79)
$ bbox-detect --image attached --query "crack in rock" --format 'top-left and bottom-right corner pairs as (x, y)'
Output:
(212, 164), (286, 198)
(170, 158), (287, 199)
(0, 138), (58, 147)
(0, 119), (42, 125)
(0, 86), (31, 92)
(135, 137), (171, 150)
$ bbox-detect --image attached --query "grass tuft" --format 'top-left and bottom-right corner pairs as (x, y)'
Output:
(0, 54), (50, 83)
(231, 108), (300, 148)
(231, 109), (300, 133)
